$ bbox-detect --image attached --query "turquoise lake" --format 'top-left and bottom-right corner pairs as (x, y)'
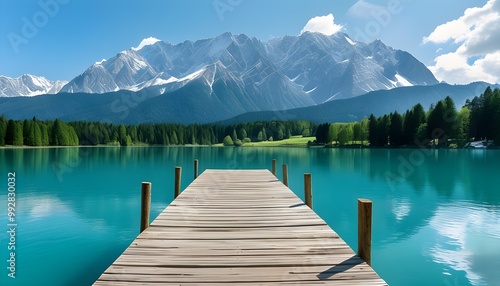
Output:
(0, 147), (499, 286)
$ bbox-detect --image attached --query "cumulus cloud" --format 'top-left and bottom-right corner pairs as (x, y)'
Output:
(301, 14), (343, 36)
(424, 0), (500, 84)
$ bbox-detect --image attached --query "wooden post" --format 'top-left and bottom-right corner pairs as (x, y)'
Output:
(140, 182), (151, 233)
(175, 167), (182, 198)
(304, 173), (312, 209)
(282, 164), (288, 187)
(272, 159), (276, 176)
(194, 159), (199, 180)
(358, 199), (373, 266)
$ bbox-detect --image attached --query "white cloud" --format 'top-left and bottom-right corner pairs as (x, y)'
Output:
(301, 14), (343, 36)
(429, 204), (500, 285)
(132, 37), (161, 51)
(347, 0), (387, 19)
(424, 0), (500, 84)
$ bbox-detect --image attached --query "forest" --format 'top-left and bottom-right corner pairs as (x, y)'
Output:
(0, 116), (316, 147)
(0, 87), (498, 148)
(314, 86), (500, 147)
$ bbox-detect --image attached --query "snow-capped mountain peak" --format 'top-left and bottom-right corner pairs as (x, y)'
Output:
(95, 59), (107, 65)
(345, 35), (356, 46)
(0, 74), (67, 97)
(132, 37), (161, 51)
(8, 32), (437, 102)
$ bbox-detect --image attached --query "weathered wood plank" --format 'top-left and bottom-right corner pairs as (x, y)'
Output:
(93, 169), (386, 285)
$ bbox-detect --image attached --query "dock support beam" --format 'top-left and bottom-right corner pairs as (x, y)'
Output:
(282, 164), (288, 187)
(140, 182), (151, 233)
(358, 199), (373, 266)
(304, 173), (312, 209)
(272, 159), (277, 176)
(175, 167), (182, 198)
(194, 159), (199, 180)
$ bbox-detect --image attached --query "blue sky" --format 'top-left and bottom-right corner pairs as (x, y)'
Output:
(1, 0), (497, 84)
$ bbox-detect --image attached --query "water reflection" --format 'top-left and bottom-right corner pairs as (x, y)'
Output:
(0, 147), (499, 286)
(429, 203), (500, 286)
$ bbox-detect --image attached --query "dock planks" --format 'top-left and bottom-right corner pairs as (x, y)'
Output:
(93, 169), (387, 285)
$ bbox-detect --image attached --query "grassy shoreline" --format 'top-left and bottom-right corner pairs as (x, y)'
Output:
(2, 136), (497, 149)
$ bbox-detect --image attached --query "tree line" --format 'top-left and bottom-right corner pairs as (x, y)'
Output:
(222, 121), (315, 146)
(367, 87), (500, 147)
(1, 86), (498, 148)
(465, 86), (500, 143)
(0, 117), (79, 147)
(314, 121), (369, 145)
(311, 86), (500, 147)
(0, 115), (316, 147)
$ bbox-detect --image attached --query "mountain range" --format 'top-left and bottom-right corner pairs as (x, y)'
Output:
(0, 82), (495, 125)
(0, 74), (67, 97)
(221, 82), (499, 124)
(0, 32), (491, 125)
(55, 32), (437, 104)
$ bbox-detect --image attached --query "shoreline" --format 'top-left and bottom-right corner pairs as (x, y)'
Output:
(1, 144), (498, 150)
(0, 144), (216, 150)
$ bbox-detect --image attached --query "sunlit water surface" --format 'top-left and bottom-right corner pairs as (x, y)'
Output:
(0, 147), (499, 285)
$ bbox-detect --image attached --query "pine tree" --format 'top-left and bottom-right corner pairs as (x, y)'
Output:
(368, 114), (379, 146)
(0, 115), (6, 146)
(129, 126), (138, 143)
(34, 123), (42, 146)
(13, 123), (23, 146)
(69, 126), (79, 146)
(23, 119), (34, 146)
(125, 135), (132, 146)
(315, 123), (330, 144)
(377, 115), (390, 146)
(285, 128), (292, 139)
(147, 125), (156, 144)
(118, 124), (127, 146)
(238, 128), (247, 140)
(51, 119), (78, 146)
(171, 131), (179, 145)
(164, 133), (170, 145)
(443, 96), (458, 141)
(257, 131), (264, 142)
(52, 119), (68, 146)
(276, 127), (284, 141)
(389, 112), (404, 146)
(403, 103), (426, 145)
(40, 123), (50, 146)
(112, 131), (119, 143)
(231, 129), (238, 141)
(427, 101), (446, 144)
(489, 89), (500, 144)
(101, 127), (110, 144)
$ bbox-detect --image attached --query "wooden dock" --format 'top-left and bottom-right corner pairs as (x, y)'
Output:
(93, 169), (387, 285)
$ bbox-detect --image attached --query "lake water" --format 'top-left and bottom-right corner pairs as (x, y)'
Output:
(0, 147), (499, 286)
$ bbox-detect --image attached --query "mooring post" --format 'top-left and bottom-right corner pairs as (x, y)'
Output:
(282, 164), (288, 187)
(358, 199), (373, 266)
(272, 159), (277, 176)
(194, 159), (199, 180)
(175, 167), (182, 198)
(140, 182), (151, 233)
(304, 173), (312, 209)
